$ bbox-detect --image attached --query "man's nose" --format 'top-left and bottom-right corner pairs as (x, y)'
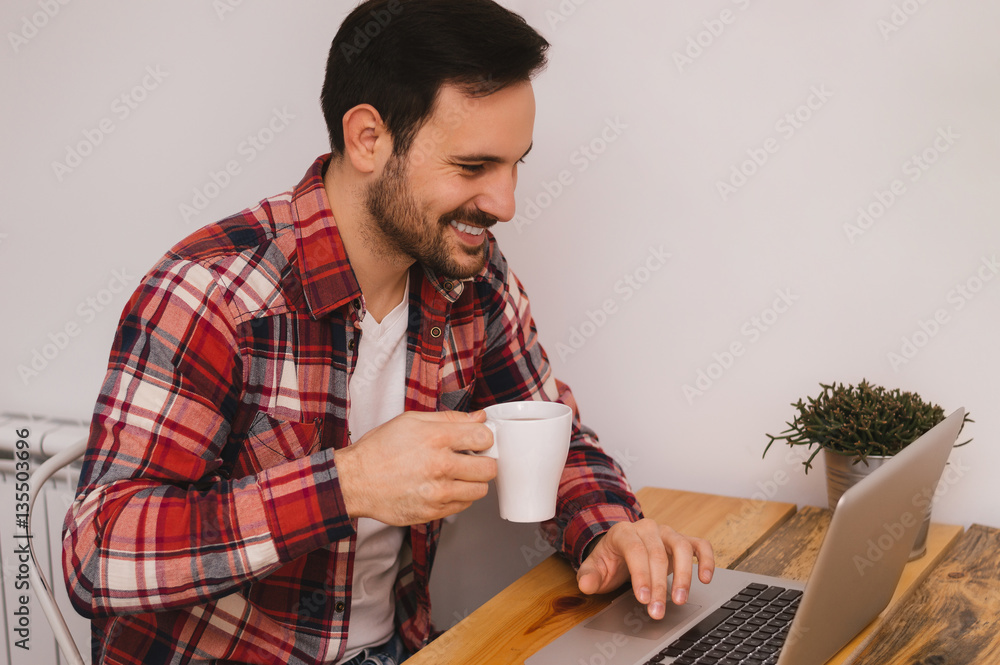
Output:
(475, 166), (518, 223)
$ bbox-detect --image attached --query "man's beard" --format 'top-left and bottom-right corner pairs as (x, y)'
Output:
(364, 155), (496, 280)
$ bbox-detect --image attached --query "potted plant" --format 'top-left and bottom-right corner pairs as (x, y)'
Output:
(764, 380), (972, 559)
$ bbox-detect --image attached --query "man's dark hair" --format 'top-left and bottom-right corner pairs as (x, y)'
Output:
(321, 0), (549, 157)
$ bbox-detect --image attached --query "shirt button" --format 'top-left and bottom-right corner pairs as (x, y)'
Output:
(430, 326), (442, 338)
(352, 298), (361, 310)
(443, 281), (454, 291)
(348, 339), (355, 351)
(335, 601), (346, 613)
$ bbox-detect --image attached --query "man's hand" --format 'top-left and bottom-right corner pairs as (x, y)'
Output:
(335, 410), (497, 526)
(577, 519), (715, 620)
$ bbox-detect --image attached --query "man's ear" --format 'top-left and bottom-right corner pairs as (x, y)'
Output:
(342, 104), (389, 174)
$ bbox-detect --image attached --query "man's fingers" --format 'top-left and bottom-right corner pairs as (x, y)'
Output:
(423, 451), (496, 492)
(637, 521), (670, 617)
(417, 412), (495, 454)
(609, 525), (653, 606)
(692, 536), (716, 583)
(445, 480), (490, 504)
(612, 521), (712, 617)
(344, 410), (499, 525)
(576, 521), (717, 621)
(576, 561), (601, 596)
(662, 527), (696, 606)
(408, 409), (486, 423)
(415, 479), (490, 512)
(576, 551), (619, 596)
(400, 410), (495, 454)
(612, 519), (674, 617)
(447, 447), (497, 482)
(451, 423), (494, 454)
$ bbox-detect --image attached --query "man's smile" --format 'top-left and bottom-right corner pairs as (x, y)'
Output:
(450, 219), (487, 237)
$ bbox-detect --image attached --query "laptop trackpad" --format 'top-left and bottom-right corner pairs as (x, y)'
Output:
(585, 594), (704, 641)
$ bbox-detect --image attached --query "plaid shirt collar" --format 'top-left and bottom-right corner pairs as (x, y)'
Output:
(292, 154), (473, 320)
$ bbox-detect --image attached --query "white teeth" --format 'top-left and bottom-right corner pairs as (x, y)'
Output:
(450, 220), (485, 236)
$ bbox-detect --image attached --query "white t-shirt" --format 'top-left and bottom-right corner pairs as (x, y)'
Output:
(330, 291), (409, 662)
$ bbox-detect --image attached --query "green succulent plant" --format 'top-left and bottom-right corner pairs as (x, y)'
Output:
(764, 380), (972, 473)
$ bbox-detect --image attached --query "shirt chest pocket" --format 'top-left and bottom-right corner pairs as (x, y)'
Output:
(244, 411), (322, 471)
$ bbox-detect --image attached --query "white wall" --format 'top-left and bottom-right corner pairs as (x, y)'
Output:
(3, 0), (998, 633)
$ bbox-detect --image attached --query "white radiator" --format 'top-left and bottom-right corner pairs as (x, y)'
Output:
(0, 414), (91, 665)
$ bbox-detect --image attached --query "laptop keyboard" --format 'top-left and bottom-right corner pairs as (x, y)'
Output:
(641, 583), (803, 665)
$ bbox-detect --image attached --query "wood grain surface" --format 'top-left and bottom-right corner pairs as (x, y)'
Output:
(407, 488), (970, 665)
(406, 487), (796, 665)
(846, 524), (1000, 665)
(735, 506), (832, 581)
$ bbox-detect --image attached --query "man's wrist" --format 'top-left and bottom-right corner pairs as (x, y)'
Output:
(332, 446), (366, 519)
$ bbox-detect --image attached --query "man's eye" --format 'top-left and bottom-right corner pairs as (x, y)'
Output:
(458, 163), (485, 174)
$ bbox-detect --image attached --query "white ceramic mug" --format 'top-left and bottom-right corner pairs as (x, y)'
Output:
(478, 400), (573, 522)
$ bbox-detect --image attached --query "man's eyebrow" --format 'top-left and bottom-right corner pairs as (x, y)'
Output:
(452, 142), (534, 163)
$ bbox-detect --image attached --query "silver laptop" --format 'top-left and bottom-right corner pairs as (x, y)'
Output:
(527, 408), (965, 665)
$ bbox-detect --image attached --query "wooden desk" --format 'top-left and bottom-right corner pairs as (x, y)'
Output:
(410, 488), (795, 664)
(409, 488), (977, 665)
(848, 524), (1000, 664)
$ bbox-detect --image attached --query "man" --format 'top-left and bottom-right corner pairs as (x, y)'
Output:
(63, 1), (714, 663)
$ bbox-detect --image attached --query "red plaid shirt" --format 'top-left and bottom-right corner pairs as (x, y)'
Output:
(63, 155), (642, 665)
